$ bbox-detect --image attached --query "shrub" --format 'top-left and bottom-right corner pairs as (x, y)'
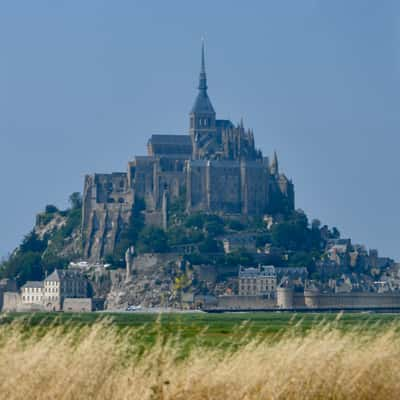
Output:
(45, 204), (59, 214)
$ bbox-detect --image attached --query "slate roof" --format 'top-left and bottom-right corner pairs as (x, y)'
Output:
(22, 281), (44, 289)
(191, 91), (215, 114)
(216, 119), (234, 130)
(45, 269), (83, 282)
(148, 134), (192, 156)
(45, 269), (61, 281)
(149, 135), (192, 145)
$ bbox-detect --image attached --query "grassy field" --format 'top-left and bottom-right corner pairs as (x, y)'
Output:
(1, 311), (400, 346)
(1, 311), (400, 399)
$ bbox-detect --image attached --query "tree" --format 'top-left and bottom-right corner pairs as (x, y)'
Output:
(204, 220), (224, 237)
(225, 250), (254, 267)
(136, 226), (169, 253)
(45, 204), (58, 214)
(331, 227), (341, 239)
(69, 192), (82, 210)
(185, 213), (207, 229)
(20, 231), (46, 254)
(199, 237), (221, 253)
(311, 219), (321, 230)
(0, 251), (43, 285)
(227, 219), (245, 231)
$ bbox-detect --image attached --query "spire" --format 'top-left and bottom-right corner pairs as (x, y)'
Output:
(271, 150), (279, 176)
(199, 38), (207, 91)
(201, 38), (205, 73)
(190, 39), (215, 115)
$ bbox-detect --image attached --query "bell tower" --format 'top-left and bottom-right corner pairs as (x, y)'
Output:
(189, 40), (216, 159)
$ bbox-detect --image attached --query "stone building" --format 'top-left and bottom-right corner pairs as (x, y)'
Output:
(238, 265), (277, 297)
(44, 269), (87, 311)
(82, 43), (295, 261)
(0, 279), (17, 310)
(21, 281), (44, 306)
(63, 298), (92, 312)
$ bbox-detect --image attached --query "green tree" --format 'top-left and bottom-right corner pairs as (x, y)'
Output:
(0, 252), (43, 285)
(331, 227), (341, 239)
(20, 231), (47, 254)
(185, 213), (207, 229)
(198, 237), (221, 253)
(136, 226), (169, 253)
(45, 204), (59, 214)
(204, 220), (224, 237)
(225, 250), (254, 267)
(227, 219), (245, 231)
(69, 192), (82, 210)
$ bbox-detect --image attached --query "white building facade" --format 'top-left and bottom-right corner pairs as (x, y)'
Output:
(238, 265), (277, 297)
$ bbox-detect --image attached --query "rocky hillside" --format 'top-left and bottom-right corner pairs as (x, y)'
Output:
(0, 193), (83, 285)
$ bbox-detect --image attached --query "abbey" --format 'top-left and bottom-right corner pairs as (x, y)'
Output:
(82, 44), (294, 260)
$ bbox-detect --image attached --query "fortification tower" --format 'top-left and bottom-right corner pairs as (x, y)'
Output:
(304, 288), (320, 308)
(189, 41), (217, 159)
(276, 287), (294, 309)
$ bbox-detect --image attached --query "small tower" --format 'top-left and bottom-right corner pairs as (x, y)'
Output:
(270, 151), (279, 177)
(189, 40), (217, 159)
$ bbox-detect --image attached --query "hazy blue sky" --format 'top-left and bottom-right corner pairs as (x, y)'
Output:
(1, 1), (399, 260)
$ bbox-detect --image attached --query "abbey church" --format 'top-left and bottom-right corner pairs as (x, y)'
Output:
(82, 44), (295, 260)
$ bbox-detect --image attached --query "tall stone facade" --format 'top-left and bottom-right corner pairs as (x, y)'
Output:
(82, 43), (295, 261)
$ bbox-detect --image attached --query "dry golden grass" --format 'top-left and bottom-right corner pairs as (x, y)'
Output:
(0, 317), (399, 400)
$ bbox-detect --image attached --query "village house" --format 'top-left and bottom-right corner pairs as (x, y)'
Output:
(44, 269), (88, 311)
(21, 281), (44, 306)
(238, 265), (277, 298)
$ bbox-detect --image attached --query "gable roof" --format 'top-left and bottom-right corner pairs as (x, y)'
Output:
(191, 91), (215, 114)
(22, 281), (44, 289)
(45, 269), (85, 282)
(149, 134), (192, 145)
(148, 134), (192, 156)
(45, 269), (61, 281)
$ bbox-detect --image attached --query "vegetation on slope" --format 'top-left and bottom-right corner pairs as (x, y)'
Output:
(107, 189), (341, 274)
(2, 186), (342, 283)
(0, 193), (83, 286)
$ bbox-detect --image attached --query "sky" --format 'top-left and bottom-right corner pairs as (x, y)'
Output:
(0, 0), (399, 260)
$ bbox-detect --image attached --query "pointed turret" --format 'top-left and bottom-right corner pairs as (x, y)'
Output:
(189, 40), (217, 159)
(191, 40), (215, 114)
(270, 151), (279, 176)
(199, 39), (207, 91)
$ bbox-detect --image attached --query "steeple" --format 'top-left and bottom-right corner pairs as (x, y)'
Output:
(270, 151), (279, 176)
(199, 39), (207, 91)
(189, 40), (217, 159)
(190, 40), (215, 115)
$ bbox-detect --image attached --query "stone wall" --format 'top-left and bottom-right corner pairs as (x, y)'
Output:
(0, 279), (17, 310)
(277, 288), (400, 310)
(212, 295), (276, 310)
(2, 292), (21, 311)
(309, 292), (400, 309)
(82, 173), (134, 261)
(208, 161), (242, 213)
(63, 298), (92, 312)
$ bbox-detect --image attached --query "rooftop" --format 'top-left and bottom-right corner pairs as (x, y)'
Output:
(22, 281), (44, 289)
